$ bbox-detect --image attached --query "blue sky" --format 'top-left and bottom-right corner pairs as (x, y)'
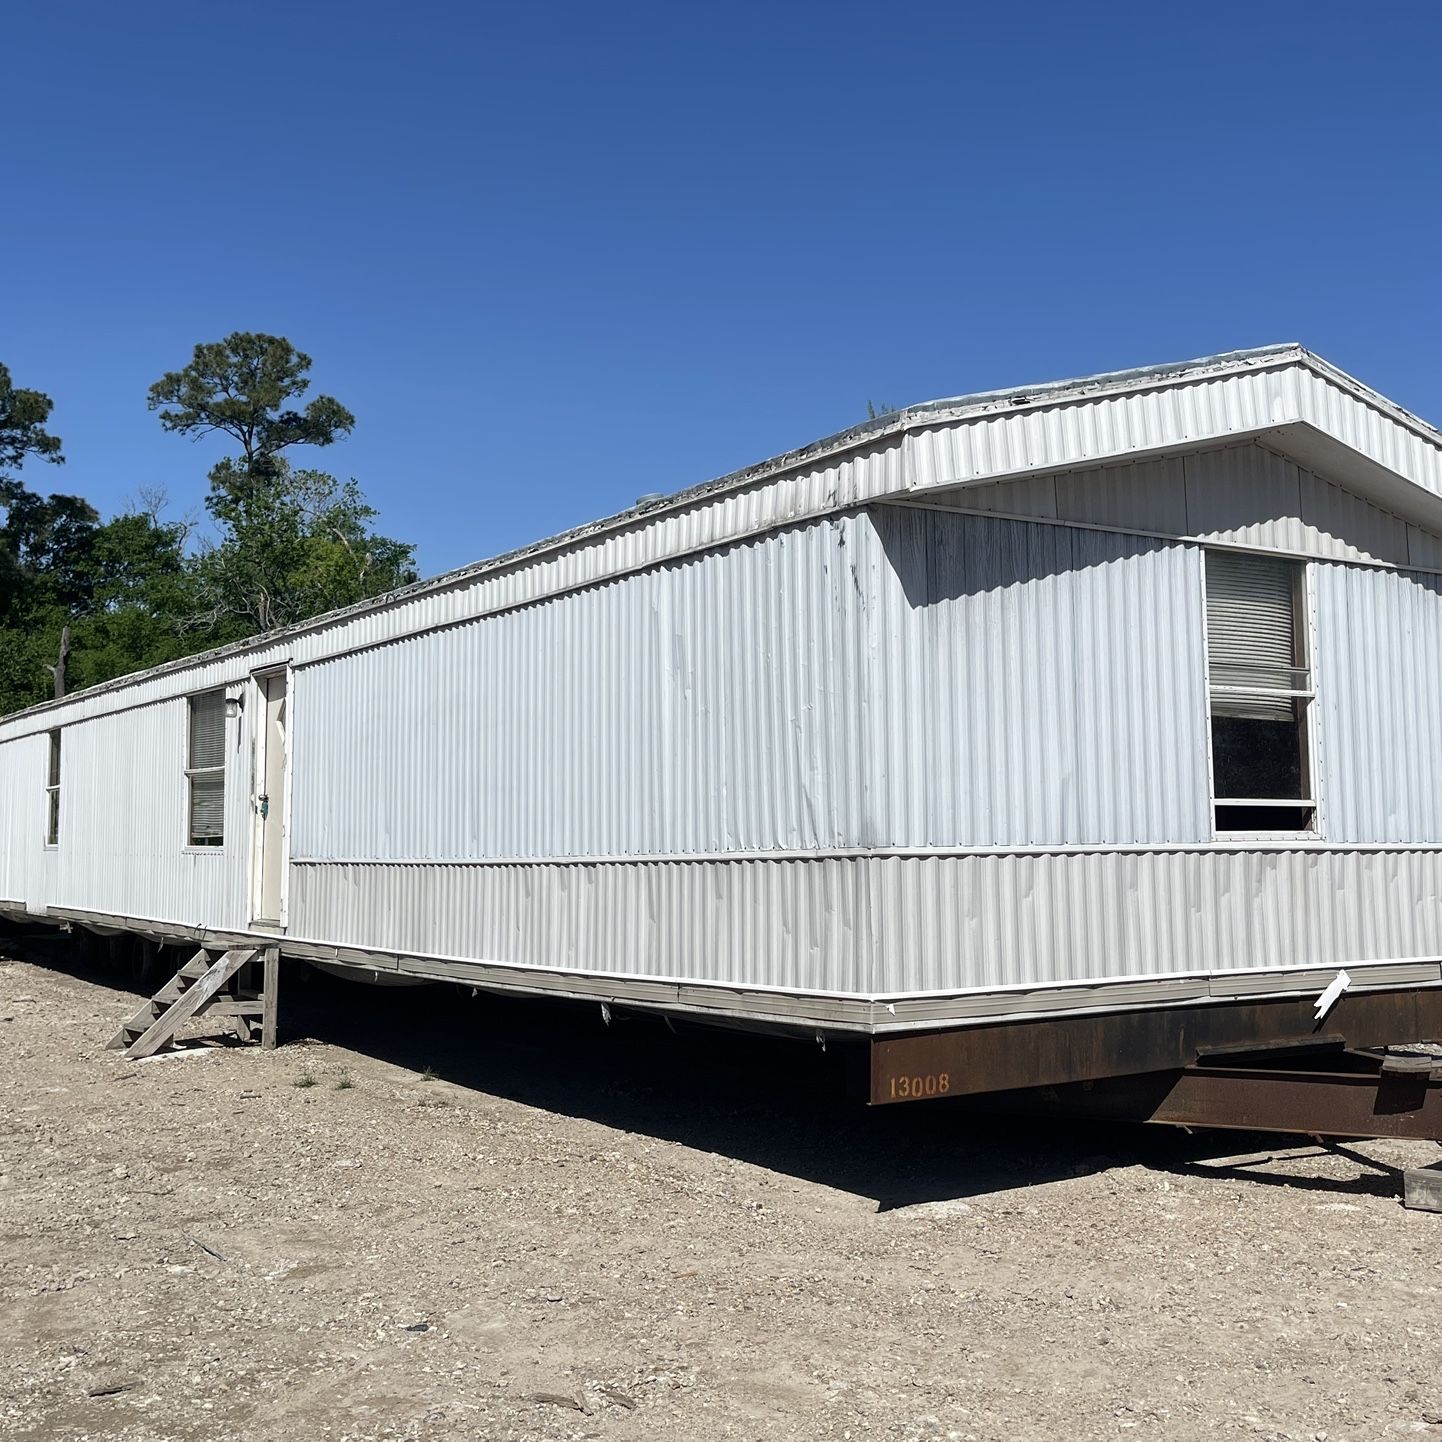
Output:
(6, 2), (1442, 577)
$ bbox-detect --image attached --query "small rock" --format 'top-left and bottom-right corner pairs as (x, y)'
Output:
(526, 1392), (590, 1414)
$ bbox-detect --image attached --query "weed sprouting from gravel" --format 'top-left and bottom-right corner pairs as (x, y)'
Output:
(293, 1071), (318, 1089)
(334, 1071), (354, 1091)
(419, 1065), (438, 1082)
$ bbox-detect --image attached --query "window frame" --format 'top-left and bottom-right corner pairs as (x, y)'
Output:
(184, 690), (228, 851)
(1202, 549), (1320, 841)
(44, 729), (61, 847)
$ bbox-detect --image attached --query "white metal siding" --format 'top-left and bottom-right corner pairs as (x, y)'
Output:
(288, 858), (873, 995)
(907, 358), (1442, 508)
(0, 733), (47, 908)
(1314, 561), (1442, 844)
(287, 848), (1442, 999)
(42, 698), (253, 930)
(907, 366), (1303, 489)
(866, 848), (1442, 993)
(944, 442), (1431, 569)
(292, 514), (873, 861)
(292, 508), (1209, 863)
(0, 441), (906, 743)
(866, 506), (1210, 846)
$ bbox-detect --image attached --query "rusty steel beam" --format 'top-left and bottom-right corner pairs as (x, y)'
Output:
(869, 988), (1442, 1106)
(955, 1059), (1442, 1142)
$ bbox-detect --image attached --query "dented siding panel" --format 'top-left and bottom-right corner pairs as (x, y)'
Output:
(291, 515), (874, 862)
(292, 509), (1209, 864)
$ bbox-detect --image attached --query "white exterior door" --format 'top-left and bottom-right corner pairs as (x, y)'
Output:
(251, 671), (290, 927)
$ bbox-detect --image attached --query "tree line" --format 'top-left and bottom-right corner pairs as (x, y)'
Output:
(0, 333), (417, 715)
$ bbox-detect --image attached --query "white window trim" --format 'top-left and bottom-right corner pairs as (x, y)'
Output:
(1203, 551), (1321, 841)
(185, 691), (227, 850)
(43, 729), (60, 848)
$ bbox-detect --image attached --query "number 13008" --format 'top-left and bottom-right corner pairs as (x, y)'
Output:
(888, 1072), (950, 1100)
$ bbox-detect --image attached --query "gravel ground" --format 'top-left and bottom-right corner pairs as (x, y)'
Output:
(3, 939), (1442, 1442)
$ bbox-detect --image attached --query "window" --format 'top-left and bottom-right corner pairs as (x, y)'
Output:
(186, 691), (226, 847)
(44, 730), (60, 845)
(1205, 551), (1315, 833)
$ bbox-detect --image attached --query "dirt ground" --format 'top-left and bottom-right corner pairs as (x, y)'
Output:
(3, 939), (1442, 1442)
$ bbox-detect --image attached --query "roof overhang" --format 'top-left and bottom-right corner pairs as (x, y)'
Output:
(900, 345), (1442, 532)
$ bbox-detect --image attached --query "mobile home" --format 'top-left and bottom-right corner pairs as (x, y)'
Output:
(4, 345), (1442, 1124)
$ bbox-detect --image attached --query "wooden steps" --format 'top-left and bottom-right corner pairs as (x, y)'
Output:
(107, 946), (279, 1059)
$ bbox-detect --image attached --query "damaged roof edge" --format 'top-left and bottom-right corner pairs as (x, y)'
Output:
(2, 343), (1435, 727)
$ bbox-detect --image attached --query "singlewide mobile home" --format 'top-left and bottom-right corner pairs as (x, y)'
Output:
(5, 345), (1442, 1126)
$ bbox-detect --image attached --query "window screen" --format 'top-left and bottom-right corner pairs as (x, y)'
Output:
(1205, 552), (1314, 833)
(45, 730), (60, 846)
(187, 691), (226, 846)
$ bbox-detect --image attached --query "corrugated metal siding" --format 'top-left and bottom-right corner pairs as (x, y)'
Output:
(0, 441), (906, 743)
(288, 858), (873, 995)
(1295, 364), (1442, 504)
(1407, 525), (1442, 570)
(908, 366), (1305, 489)
(0, 733), (47, 908)
(867, 848), (1442, 993)
(865, 507), (1210, 846)
(1186, 444), (1411, 563)
(1314, 561), (1442, 844)
(287, 848), (1442, 998)
(941, 442), (1431, 568)
(292, 514), (873, 860)
(1055, 454), (1188, 533)
(293, 508), (1208, 861)
(908, 360), (1442, 507)
(44, 697), (253, 930)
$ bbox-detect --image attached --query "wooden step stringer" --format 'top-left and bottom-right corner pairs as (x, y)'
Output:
(106, 946), (278, 1059)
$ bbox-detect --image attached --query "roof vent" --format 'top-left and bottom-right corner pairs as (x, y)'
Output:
(636, 492), (666, 506)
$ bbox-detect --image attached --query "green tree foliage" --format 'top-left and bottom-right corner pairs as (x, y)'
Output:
(192, 464), (416, 635)
(149, 332), (414, 633)
(0, 481), (197, 712)
(0, 337), (416, 715)
(0, 364), (78, 709)
(63, 499), (199, 687)
(148, 332), (355, 508)
(2, 363), (202, 712)
(0, 362), (67, 615)
(0, 362), (64, 474)
(0, 482), (96, 619)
